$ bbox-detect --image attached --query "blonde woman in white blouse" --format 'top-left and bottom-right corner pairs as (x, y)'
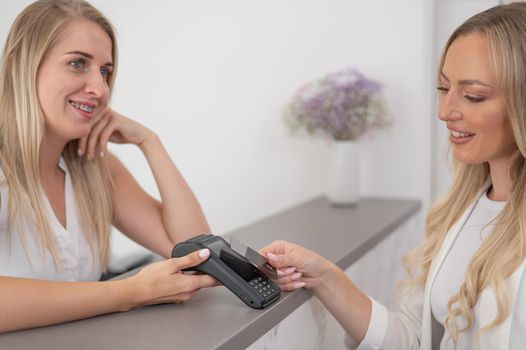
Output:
(262, 3), (526, 349)
(0, 0), (216, 332)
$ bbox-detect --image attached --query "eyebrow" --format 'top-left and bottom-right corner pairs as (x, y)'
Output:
(440, 72), (491, 87)
(64, 50), (113, 67)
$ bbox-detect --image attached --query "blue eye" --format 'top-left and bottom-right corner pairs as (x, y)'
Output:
(69, 59), (85, 70)
(100, 67), (111, 79)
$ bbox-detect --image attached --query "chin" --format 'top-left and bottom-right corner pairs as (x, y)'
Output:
(72, 125), (92, 138)
(452, 151), (485, 165)
(59, 130), (89, 144)
(453, 148), (482, 165)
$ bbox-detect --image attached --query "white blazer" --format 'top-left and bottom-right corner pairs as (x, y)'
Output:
(355, 183), (526, 350)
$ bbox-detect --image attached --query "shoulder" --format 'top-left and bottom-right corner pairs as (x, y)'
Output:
(105, 152), (129, 179)
(104, 153), (138, 189)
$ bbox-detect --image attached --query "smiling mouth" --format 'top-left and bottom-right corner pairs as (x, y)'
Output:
(69, 100), (95, 113)
(451, 130), (475, 138)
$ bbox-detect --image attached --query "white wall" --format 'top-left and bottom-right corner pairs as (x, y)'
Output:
(1, 0), (432, 262)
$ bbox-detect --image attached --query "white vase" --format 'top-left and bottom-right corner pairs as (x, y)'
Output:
(326, 141), (359, 205)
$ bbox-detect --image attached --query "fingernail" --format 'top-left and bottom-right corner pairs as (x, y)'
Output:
(291, 272), (302, 280)
(284, 267), (296, 275)
(199, 248), (210, 259)
(293, 282), (306, 289)
(78, 148), (83, 156)
(100, 151), (104, 158)
(267, 253), (278, 261)
(277, 267), (295, 276)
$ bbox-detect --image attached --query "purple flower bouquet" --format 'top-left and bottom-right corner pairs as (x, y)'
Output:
(284, 69), (389, 141)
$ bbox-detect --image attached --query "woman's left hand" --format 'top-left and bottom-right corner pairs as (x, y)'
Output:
(78, 108), (153, 159)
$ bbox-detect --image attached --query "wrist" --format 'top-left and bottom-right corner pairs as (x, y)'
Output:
(312, 261), (341, 295)
(138, 131), (160, 153)
(117, 276), (145, 311)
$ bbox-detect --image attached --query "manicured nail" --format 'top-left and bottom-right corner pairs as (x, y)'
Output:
(283, 267), (296, 275)
(199, 248), (210, 259)
(277, 267), (295, 276)
(291, 272), (302, 280)
(293, 282), (306, 289)
(267, 253), (278, 261)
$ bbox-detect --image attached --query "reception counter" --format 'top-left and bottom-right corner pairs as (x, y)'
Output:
(0, 196), (420, 349)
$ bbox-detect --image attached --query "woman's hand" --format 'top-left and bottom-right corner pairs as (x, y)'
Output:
(127, 248), (217, 306)
(78, 108), (154, 159)
(262, 241), (372, 343)
(259, 240), (334, 292)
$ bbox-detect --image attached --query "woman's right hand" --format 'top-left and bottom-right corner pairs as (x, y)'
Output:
(127, 248), (217, 307)
(260, 240), (334, 292)
(262, 241), (371, 344)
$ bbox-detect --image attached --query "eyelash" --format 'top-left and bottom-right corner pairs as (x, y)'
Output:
(69, 58), (86, 71)
(436, 86), (486, 103)
(464, 95), (486, 103)
(69, 58), (112, 80)
(100, 67), (111, 79)
(436, 86), (448, 94)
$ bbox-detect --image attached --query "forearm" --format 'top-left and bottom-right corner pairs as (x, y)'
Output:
(139, 133), (210, 243)
(0, 276), (138, 333)
(313, 263), (372, 344)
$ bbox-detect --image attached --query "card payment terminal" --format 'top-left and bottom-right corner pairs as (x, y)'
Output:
(171, 234), (281, 309)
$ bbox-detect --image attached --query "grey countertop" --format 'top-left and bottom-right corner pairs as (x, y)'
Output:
(0, 196), (420, 350)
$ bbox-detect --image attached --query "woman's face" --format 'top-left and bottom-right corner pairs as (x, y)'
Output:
(438, 32), (517, 165)
(37, 19), (113, 143)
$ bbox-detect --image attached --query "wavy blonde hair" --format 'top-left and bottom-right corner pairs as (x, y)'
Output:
(0, 0), (117, 270)
(402, 3), (526, 348)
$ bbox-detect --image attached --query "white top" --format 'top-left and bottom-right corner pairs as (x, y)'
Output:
(0, 158), (101, 281)
(430, 190), (505, 349)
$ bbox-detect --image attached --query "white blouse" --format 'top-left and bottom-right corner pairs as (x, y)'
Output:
(0, 158), (101, 281)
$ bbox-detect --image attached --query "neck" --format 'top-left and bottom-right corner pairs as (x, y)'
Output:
(488, 156), (514, 201)
(40, 131), (67, 178)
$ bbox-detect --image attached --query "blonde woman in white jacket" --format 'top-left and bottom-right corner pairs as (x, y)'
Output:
(262, 3), (526, 349)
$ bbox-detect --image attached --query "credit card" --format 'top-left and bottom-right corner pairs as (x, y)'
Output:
(228, 236), (278, 278)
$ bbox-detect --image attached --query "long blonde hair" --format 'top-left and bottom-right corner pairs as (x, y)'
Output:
(403, 3), (526, 347)
(0, 0), (117, 270)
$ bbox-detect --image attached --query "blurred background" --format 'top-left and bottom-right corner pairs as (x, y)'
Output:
(0, 0), (504, 270)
